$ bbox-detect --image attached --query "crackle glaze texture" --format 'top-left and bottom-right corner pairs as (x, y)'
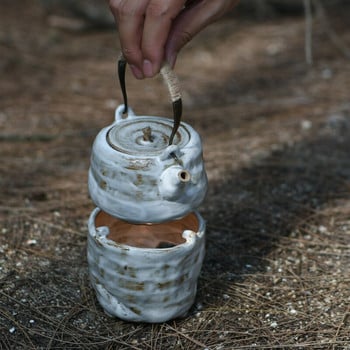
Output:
(88, 105), (208, 223)
(87, 208), (206, 323)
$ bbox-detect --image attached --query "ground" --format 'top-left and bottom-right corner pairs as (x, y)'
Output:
(0, 1), (350, 349)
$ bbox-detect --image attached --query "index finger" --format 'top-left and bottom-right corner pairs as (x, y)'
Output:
(141, 0), (186, 77)
(109, 0), (150, 70)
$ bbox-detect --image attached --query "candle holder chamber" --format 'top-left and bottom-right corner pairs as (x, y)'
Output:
(87, 59), (208, 323)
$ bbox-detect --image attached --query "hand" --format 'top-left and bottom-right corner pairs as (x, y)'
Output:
(108, 0), (239, 79)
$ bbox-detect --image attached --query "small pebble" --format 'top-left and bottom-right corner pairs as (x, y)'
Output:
(318, 225), (327, 233)
(26, 239), (37, 246)
(195, 302), (203, 311)
(301, 120), (312, 130)
(290, 309), (297, 315)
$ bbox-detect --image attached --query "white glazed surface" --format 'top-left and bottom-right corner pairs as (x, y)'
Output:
(88, 105), (208, 223)
(87, 207), (206, 323)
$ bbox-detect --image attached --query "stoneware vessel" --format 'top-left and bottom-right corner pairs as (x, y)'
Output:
(87, 59), (207, 323)
(87, 207), (206, 323)
(88, 104), (208, 224)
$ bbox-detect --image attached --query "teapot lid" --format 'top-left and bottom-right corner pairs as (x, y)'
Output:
(107, 116), (190, 156)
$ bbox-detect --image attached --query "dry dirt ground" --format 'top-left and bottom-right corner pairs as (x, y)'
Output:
(1, 1), (350, 349)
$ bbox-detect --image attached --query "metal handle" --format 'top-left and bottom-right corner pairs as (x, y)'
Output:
(117, 54), (182, 146)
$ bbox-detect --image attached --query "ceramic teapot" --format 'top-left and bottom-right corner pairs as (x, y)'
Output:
(88, 58), (207, 223)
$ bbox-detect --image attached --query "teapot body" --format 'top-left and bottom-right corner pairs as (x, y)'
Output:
(88, 105), (208, 223)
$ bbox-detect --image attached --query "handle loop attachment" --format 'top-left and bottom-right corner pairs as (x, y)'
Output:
(117, 54), (182, 146)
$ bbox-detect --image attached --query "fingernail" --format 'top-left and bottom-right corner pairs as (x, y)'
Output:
(143, 59), (154, 77)
(130, 65), (144, 79)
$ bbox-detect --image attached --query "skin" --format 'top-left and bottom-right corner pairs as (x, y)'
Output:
(108, 0), (239, 79)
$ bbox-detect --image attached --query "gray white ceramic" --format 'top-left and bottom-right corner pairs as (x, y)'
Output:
(88, 104), (208, 223)
(87, 207), (206, 323)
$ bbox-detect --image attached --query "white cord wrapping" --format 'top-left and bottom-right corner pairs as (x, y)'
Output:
(160, 63), (182, 102)
(119, 54), (181, 102)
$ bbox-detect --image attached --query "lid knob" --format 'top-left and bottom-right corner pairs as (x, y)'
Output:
(142, 126), (154, 142)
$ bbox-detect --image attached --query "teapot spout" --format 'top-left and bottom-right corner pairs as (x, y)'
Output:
(177, 169), (191, 183)
(159, 166), (191, 201)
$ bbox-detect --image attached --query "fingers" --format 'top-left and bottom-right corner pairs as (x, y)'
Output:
(109, 0), (239, 79)
(141, 0), (186, 77)
(109, 0), (185, 79)
(165, 0), (239, 68)
(109, 0), (150, 78)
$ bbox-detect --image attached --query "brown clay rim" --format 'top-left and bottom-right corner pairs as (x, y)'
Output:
(95, 210), (199, 249)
